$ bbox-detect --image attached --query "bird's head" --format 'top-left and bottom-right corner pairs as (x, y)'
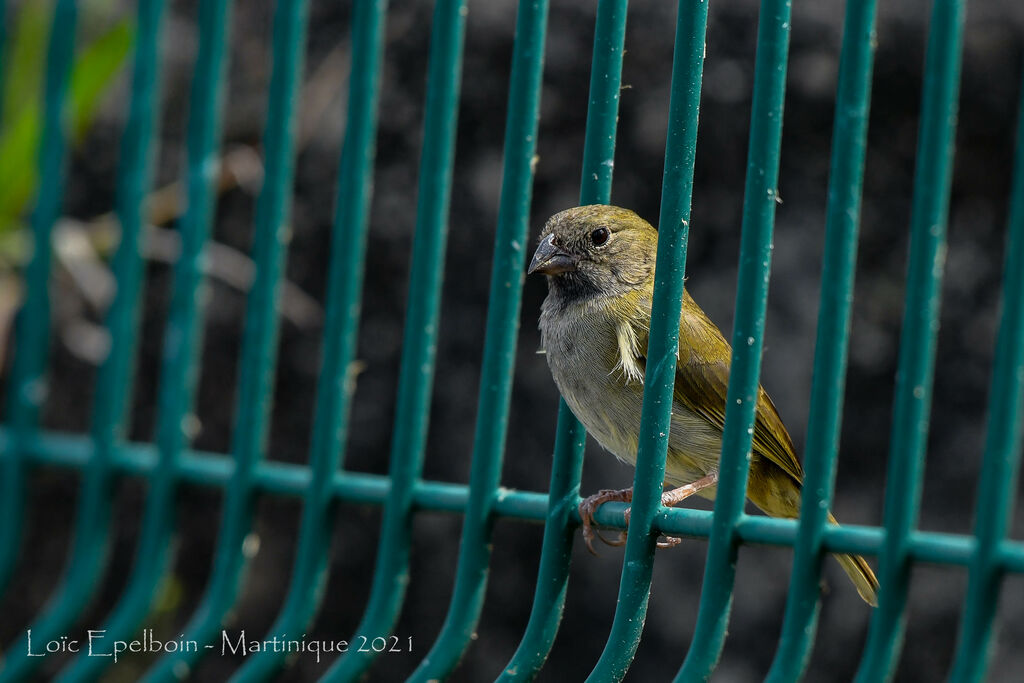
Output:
(529, 204), (658, 301)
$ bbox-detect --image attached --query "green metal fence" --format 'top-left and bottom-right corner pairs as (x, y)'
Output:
(0, 0), (1022, 681)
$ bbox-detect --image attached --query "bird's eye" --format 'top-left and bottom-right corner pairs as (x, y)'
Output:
(590, 227), (610, 246)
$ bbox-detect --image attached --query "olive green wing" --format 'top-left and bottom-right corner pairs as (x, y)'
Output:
(631, 290), (804, 484)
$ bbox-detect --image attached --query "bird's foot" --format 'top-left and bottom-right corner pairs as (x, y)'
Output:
(578, 487), (685, 552)
(578, 487), (633, 555)
(612, 503), (684, 548)
(579, 474), (720, 553)
(651, 472), (719, 546)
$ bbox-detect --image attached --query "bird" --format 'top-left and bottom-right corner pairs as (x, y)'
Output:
(528, 203), (879, 606)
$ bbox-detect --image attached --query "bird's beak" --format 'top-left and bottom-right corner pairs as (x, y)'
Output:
(528, 234), (577, 276)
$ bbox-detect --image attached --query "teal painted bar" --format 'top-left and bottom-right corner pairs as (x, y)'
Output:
(578, 0), (628, 206)
(494, 9), (632, 662)
(764, 0), (878, 679)
(323, 1), (467, 679)
(946, 69), (1024, 683)
(497, 0), (632, 678)
(854, 0), (965, 679)
(63, 1), (229, 680)
(406, 0), (549, 678)
(501, 5), (638, 669)
(1000, 541), (1024, 574)
(498, 404), (587, 682)
(231, 2), (388, 680)
(9, 429), (1024, 567)
(142, 2), (310, 680)
(587, 0), (708, 679)
(0, 1), (164, 679)
(501, 0), (636, 676)
(0, 0), (76, 596)
(675, 0), (792, 679)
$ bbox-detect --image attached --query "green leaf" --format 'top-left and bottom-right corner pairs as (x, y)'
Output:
(2, 0), (51, 127)
(0, 105), (38, 233)
(68, 17), (134, 140)
(0, 13), (134, 235)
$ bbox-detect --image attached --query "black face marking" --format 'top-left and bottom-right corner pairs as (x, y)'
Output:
(538, 206), (660, 305)
(548, 270), (602, 303)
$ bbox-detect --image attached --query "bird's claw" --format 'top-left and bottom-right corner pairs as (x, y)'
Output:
(579, 487), (685, 551)
(579, 488), (633, 555)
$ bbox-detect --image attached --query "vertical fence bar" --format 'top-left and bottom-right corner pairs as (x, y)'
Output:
(498, 406), (586, 682)
(674, 0), (792, 680)
(764, 0), (878, 679)
(0, 2), (164, 680)
(228, 2), (388, 680)
(577, 0), (628, 204)
(854, 0), (965, 679)
(404, 0), (548, 679)
(143, 2), (309, 679)
(498, 2), (628, 678)
(322, 1), (467, 680)
(586, 0), (707, 679)
(62, 1), (229, 681)
(0, 0), (75, 597)
(946, 67), (1024, 683)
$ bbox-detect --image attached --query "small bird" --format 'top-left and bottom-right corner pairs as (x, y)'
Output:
(529, 204), (879, 606)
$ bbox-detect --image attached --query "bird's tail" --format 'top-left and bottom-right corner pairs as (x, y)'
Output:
(827, 512), (879, 606)
(748, 480), (879, 605)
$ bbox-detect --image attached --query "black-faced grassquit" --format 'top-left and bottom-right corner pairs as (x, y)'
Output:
(530, 204), (879, 606)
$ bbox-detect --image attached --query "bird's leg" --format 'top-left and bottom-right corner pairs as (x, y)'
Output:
(651, 471), (719, 547)
(661, 471), (718, 507)
(580, 473), (719, 553)
(578, 487), (633, 555)
(606, 471), (720, 548)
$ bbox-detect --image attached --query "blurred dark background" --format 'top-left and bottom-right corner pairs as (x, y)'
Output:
(2, 0), (1024, 680)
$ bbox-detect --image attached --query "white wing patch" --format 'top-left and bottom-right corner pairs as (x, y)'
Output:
(613, 319), (645, 385)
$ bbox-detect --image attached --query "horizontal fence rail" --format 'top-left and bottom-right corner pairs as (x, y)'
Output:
(1, 0), (1022, 681)
(8, 427), (1024, 566)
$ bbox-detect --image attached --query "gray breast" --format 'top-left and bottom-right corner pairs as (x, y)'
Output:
(539, 296), (723, 488)
(540, 304), (643, 466)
